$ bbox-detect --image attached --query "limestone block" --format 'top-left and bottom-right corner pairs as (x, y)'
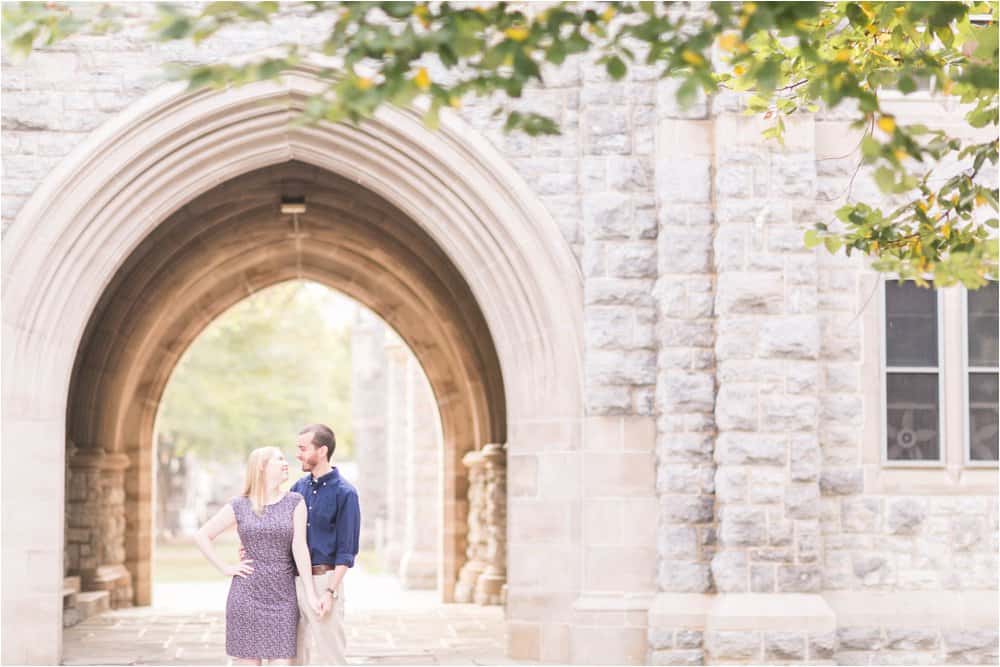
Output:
(661, 320), (715, 348)
(789, 435), (821, 483)
(657, 560), (712, 593)
(885, 628), (939, 651)
(715, 433), (785, 466)
(943, 629), (1000, 664)
(586, 307), (635, 350)
(706, 630), (762, 661)
(715, 317), (757, 360)
(714, 468), (747, 504)
(648, 627), (673, 651)
(716, 165), (753, 199)
(795, 522), (821, 563)
(712, 225), (746, 273)
(717, 273), (783, 315)
(583, 108), (631, 155)
(842, 497), (881, 533)
(658, 526), (699, 560)
(762, 396), (817, 433)
(605, 242), (658, 279)
(758, 318), (820, 359)
(764, 632), (806, 661)
(750, 564), (775, 593)
(718, 507), (767, 547)
(659, 229), (713, 274)
(716, 384), (758, 431)
(837, 627), (883, 650)
(819, 469), (864, 496)
(659, 372), (715, 414)
(675, 630), (703, 649)
(586, 278), (656, 308)
(656, 158), (712, 204)
(607, 156), (653, 192)
(808, 632), (837, 660)
(656, 433), (714, 466)
(587, 349), (657, 386)
(661, 495), (714, 524)
(776, 565), (822, 593)
(886, 498), (927, 535)
(785, 484), (821, 520)
(749, 468), (784, 505)
(584, 193), (632, 240)
(710, 551), (749, 593)
(649, 649), (704, 665)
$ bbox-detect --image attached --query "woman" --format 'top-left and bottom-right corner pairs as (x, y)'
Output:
(195, 446), (323, 665)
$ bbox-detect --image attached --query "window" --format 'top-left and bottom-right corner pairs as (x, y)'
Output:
(965, 281), (999, 464)
(883, 281), (943, 464)
(881, 279), (999, 467)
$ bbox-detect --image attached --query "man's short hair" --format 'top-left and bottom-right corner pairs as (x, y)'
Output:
(300, 423), (336, 461)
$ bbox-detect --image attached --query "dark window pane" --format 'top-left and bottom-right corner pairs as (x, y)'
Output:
(969, 372), (999, 462)
(886, 281), (938, 367)
(967, 282), (999, 368)
(886, 373), (940, 461)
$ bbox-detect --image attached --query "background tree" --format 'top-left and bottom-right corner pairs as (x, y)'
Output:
(3, 1), (997, 286)
(156, 280), (356, 461)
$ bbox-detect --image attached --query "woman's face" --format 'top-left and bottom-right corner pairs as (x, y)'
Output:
(263, 450), (289, 485)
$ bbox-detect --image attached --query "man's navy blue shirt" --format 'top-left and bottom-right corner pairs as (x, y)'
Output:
(290, 468), (360, 569)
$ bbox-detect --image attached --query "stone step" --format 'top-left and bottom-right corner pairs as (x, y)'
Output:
(62, 606), (82, 628)
(64, 575), (82, 595)
(75, 590), (110, 619)
(63, 586), (78, 610)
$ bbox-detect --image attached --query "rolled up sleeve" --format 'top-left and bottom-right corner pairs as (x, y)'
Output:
(334, 489), (361, 567)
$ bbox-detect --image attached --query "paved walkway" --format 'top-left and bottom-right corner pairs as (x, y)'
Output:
(64, 571), (529, 665)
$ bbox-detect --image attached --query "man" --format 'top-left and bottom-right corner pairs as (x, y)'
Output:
(291, 423), (361, 665)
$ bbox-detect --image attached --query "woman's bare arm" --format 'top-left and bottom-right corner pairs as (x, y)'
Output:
(291, 499), (321, 613)
(194, 503), (252, 578)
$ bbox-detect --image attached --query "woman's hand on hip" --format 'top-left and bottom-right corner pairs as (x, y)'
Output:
(221, 558), (254, 578)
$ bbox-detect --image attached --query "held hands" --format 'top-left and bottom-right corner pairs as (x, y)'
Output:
(317, 591), (334, 617)
(307, 590), (330, 617)
(223, 558), (254, 578)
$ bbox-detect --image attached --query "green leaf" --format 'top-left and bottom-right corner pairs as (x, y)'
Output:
(606, 55), (626, 80)
(546, 40), (566, 65)
(824, 235), (843, 254)
(898, 75), (916, 94)
(874, 166), (896, 192)
(804, 229), (822, 248)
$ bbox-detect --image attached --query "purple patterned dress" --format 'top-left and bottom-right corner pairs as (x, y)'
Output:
(226, 492), (303, 660)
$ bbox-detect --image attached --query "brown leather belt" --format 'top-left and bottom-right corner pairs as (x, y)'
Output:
(311, 564), (335, 574)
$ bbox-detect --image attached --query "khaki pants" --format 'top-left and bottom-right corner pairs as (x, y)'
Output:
(294, 573), (346, 665)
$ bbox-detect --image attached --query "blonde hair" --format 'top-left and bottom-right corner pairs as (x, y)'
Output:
(242, 446), (282, 516)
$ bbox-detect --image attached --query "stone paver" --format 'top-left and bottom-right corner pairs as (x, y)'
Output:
(63, 572), (531, 666)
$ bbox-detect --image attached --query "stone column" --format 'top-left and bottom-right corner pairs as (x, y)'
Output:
(350, 307), (388, 551)
(647, 78), (719, 666)
(398, 357), (441, 589)
(473, 443), (506, 605)
(381, 335), (410, 572)
(453, 449), (487, 602)
(66, 446), (134, 608)
(706, 110), (834, 662)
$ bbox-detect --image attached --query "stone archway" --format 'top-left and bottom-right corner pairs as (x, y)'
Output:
(65, 159), (506, 608)
(1, 69), (584, 664)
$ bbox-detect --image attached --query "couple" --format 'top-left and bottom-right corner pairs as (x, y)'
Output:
(195, 423), (361, 665)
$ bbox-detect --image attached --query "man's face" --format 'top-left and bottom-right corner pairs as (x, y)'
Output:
(295, 432), (324, 472)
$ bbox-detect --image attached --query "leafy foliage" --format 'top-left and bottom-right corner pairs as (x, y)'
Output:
(3, 1), (998, 286)
(156, 281), (355, 462)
